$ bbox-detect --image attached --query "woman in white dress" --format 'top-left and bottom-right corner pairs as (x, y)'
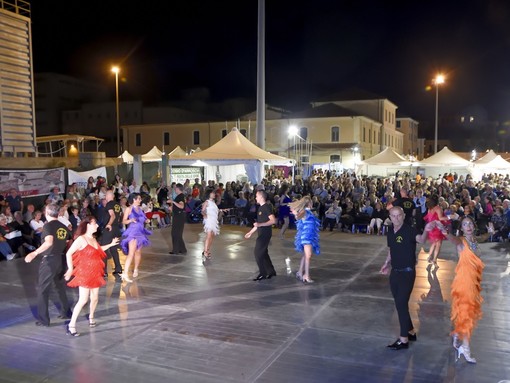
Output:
(201, 190), (223, 262)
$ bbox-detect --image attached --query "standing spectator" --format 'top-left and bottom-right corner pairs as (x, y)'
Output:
(5, 188), (23, 213)
(278, 185), (292, 239)
(24, 203), (72, 327)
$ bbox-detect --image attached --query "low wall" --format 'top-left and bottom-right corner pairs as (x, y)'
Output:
(0, 154), (122, 170)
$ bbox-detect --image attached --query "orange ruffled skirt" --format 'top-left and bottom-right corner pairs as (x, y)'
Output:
(450, 238), (485, 341)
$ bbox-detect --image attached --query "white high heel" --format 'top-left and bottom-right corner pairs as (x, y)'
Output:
(452, 333), (460, 349)
(120, 273), (133, 283)
(456, 345), (476, 364)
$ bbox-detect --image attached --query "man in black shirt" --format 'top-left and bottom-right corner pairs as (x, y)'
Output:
(245, 190), (277, 280)
(392, 188), (415, 226)
(380, 206), (431, 350)
(100, 190), (123, 278)
(169, 183), (187, 254)
(25, 203), (72, 327)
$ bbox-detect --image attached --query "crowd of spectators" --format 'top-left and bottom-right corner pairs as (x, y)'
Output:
(1, 168), (509, 261)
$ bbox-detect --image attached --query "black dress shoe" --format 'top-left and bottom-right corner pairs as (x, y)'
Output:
(35, 321), (49, 327)
(387, 339), (409, 350)
(169, 251), (176, 254)
(408, 332), (417, 341)
(266, 272), (277, 279)
(253, 274), (267, 281)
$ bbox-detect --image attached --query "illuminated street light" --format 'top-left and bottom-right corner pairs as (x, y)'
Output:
(288, 125), (298, 138)
(111, 66), (121, 156)
(433, 73), (445, 154)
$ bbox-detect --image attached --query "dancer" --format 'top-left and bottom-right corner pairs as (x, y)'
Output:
(24, 203), (72, 327)
(437, 217), (485, 363)
(380, 206), (432, 350)
(168, 183), (187, 255)
(245, 190), (277, 281)
(289, 196), (320, 283)
(120, 193), (151, 282)
(423, 194), (447, 268)
(63, 217), (120, 336)
(201, 190), (226, 262)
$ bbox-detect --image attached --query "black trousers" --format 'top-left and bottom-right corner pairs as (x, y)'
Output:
(171, 211), (187, 253)
(254, 228), (275, 275)
(101, 228), (122, 274)
(389, 269), (416, 337)
(36, 255), (70, 325)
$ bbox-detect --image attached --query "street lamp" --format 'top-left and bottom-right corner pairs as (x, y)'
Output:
(111, 66), (121, 156)
(433, 73), (445, 154)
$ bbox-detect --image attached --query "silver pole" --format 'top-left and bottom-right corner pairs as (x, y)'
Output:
(256, 0), (265, 149)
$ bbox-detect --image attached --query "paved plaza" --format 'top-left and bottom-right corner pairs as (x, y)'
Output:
(1, 223), (509, 383)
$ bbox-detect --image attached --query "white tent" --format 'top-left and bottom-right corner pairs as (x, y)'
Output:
(472, 154), (510, 179)
(168, 146), (187, 159)
(474, 149), (498, 164)
(357, 147), (412, 176)
(118, 150), (134, 164)
(418, 146), (472, 177)
(170, 128), (293, 184)
(142, 146), (164, 162)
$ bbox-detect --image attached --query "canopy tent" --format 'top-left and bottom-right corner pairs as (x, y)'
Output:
(170, 128), (293, 184)
(418, 146), (472, 178)
(472, 155), (510, 179)
(357, 147), (412, 176)
(141, 146), (164, 162)
(474, 149), (498, 164)
(168, 146), (187, 159)
(118, 150), (134, 164)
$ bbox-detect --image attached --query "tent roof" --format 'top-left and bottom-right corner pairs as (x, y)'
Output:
(142, 146), (163, 162)
(361, 147), (408, 165)
(174, 128), (291, 165)
(475, 155), (510, 169)
(118, 150), (133, 164)
(168, 146), (187, 159)
(475, 149), (498, 164)
(420, 147), (471, 166)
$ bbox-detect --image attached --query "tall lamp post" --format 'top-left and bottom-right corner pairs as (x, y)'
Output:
(433, 73), (445, 154)
(111, 66), (121, 156)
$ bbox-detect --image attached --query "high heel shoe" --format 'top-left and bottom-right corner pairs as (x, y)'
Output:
(456, 344), (476, 363)
(452, 333), (460, 349)
(295, 271), (303, 281)
(89, 318), (97, 328)
(120, 273), (133, 283)
(302, 276), (314, 284)
(66, 325), (80, 337)
(133, 269), (139, 278)
(433, 261), (439, 269)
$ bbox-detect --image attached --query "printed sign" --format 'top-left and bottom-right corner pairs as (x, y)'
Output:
(170, 167), (202, 184)
(0, 168), (65, 197)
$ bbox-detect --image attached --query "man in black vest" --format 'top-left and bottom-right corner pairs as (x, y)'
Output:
(168, 183), (187, 254)
(25, 203), (71, 327)
(100, 190), (123, 278)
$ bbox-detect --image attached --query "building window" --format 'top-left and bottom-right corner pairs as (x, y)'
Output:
(222, 129), (227, 138)
(396, 120), (401, 128)
(163, 132), (170, 146)
(331, 126), (339, 142)
(363, 127), (366, 142)
(135, 133), (141, 147)
(193, 131), (200, 145)
(330, 154), (340, 162)
(240, 129), (247, 137)
(299, 127), (308, 140)
(373, 131), (376, 144)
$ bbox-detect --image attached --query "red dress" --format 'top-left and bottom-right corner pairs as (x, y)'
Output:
(423, 210), (447, 242)
(67, 244), (107, 289)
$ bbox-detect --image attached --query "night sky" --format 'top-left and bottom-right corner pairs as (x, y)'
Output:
(30, 0), (510, 126)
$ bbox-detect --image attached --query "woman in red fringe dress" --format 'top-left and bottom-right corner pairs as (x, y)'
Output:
(63, 217), (119, 336)
(438, 216), (485, 364)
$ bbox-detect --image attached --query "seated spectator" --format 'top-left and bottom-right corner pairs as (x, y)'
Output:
(57, 206), (72, 231)
(368, 202), (387, 234)
(1, 205), (14, 224)
(68, 206), (81, 233)
(489, 206), (508, 241)
(47, 186), (63, 204)
(80, 198), (91, 220)
(235, 192), (248, 226)
(323, 201), (342, 231)
(0, 213), (23, 255)
(24, 203), (35, 223)
(10, 211), (35, 250)
(0, 231), (16, 261)
(5, 188), (23, 213)
(29, 210), (44, 247)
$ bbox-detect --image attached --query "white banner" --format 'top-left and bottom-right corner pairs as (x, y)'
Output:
(68, 167), (107, 189)
(0, 168), (65, 197)
(170, 167), (202, 184)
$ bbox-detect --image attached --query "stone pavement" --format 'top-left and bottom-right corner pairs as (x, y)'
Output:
(0, 223), (509, 383)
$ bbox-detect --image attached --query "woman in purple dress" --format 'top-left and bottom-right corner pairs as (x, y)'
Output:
(120, 193), (151, 282)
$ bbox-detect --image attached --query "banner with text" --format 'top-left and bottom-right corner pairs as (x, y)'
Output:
(68, 167), (107, 190)
(170, 167), (202, 184)
(0, 168), (65, 197)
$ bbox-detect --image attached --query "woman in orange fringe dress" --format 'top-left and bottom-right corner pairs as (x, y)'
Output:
(438, 216), (484, 364)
